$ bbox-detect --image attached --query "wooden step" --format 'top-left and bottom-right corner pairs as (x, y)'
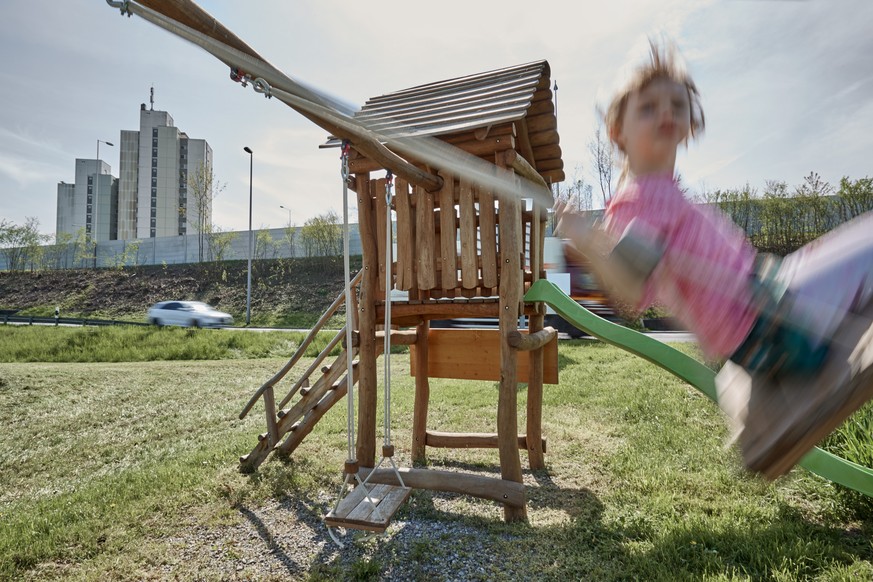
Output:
(324, 482), (412, 533)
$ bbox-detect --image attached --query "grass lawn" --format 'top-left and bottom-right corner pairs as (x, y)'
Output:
(1, 328), (872, 580)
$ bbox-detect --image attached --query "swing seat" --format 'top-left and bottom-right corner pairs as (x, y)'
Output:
(324, 482), (412, 533)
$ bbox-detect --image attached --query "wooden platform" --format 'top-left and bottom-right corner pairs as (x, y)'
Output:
(324, 482), (412, 533)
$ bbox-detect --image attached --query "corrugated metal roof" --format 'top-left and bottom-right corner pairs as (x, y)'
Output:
(331, 60), (551, 140)
(323, 60), (563, 182)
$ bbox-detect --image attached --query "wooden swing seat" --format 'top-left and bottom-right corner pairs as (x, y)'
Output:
(324, 482), (412, 533)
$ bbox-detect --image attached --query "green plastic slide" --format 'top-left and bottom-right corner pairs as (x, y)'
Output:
(525, 278), (873, 497)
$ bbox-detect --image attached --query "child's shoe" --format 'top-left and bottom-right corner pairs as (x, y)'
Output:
(717, 299), (873, 479)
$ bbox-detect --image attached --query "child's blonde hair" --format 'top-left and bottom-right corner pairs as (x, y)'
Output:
(605, 41), (705, 185)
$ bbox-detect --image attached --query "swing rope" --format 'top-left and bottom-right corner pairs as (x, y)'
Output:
(340, 141), (356, 466)
(327, 153), (407, 548)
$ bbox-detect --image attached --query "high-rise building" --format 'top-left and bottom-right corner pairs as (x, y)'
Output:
(55, 159), (118, 243)
(56, 95), (212, 244)
(118, 101), (212, 240)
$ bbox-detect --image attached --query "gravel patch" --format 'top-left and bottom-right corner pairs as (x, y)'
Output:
(161, 489), (529, 581)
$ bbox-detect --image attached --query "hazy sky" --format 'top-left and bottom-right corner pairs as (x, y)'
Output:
(1, 0), (871, 236)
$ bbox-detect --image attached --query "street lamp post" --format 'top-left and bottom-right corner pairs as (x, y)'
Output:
(279, 205), (292, 224)
(244, 146), (253, 326)
(94, 139), (114, 266)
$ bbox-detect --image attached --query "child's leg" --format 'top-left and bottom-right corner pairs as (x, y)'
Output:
(777, 212), (873, 349)
(718, 211), (873, 479)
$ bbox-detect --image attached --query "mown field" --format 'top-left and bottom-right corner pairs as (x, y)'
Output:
(1, 325), (872, 581)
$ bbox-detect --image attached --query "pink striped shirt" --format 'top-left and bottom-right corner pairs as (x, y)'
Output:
(603, 173), (759, 359)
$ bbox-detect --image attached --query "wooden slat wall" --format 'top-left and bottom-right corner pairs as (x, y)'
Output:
(438, 171), (457, 290)
(395, 178), (414, 290)
(415, 185), (436, 290)
(358, 152), (544, 303)
(459, 178), (477, 289)
(374, 178), (389, 295)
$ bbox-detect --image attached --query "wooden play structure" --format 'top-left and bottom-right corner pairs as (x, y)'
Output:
(108, 0), (565, 531)
(239, 60), (564, 525)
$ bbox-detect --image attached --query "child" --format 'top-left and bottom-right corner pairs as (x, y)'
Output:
(556, 42), (873, 479)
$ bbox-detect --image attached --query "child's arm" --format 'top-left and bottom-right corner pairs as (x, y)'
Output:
(555, 202), (663, 307)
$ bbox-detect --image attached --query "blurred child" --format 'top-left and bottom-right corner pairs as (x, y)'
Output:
(556, 42), (873, 479)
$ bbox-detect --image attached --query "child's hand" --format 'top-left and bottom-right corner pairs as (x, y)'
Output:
(554, 201), (594, 245)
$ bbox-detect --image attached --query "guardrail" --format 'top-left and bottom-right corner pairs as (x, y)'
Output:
(1, 314), (150, 327)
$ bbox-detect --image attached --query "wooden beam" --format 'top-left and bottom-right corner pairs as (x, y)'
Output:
(506, 327), (557, 352)
(412, 320), (430, 462)
(501, 150), (553, 204)
(358, 466), (526, 509)
(425, 431), (546, 453)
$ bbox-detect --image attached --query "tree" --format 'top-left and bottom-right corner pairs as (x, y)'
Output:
(254, 227), (278, 260)
(588, 124), (614, 207)
(300, 211), (342, 258)
(794, 171), (834, 239)
(72, 227), (95, 268)
(44, 231), (74, 269)
(206, 227), (237, 262)
(112, 240), (141, 270)
(185, 161), (225, 262)
(836, 175), (873, 222)
(0, 217), (48, 271)
(283, 216), (298, 258)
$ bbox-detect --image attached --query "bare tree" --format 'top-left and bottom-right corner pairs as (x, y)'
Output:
(185, 161), (225, 262)
(794, 171), (834, 238)
(588, 125), (614, 207)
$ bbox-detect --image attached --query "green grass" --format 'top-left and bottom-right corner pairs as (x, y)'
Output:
(1, 330), (872, 580)
(0, 325), (342, 363)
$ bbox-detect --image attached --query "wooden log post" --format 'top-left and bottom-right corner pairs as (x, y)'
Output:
(356, 173), (378, 467)
(496, 156), (527, 522)
(263, 386), (279, 447)
(412, 320), (430, 462)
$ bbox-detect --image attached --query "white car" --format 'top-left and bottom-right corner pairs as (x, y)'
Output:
(147, 301), (234, 328)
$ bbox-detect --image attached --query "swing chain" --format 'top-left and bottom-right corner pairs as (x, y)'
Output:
(385, 170), (394, 203)
(341, 141), (351, 177)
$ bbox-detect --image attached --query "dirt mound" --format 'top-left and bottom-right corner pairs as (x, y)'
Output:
(0, 256), (361, 323)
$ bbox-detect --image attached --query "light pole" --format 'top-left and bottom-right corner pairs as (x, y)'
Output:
(244, 146), (253, 326)
(279, 205), (292, 224)
(94, 139), (114, 266)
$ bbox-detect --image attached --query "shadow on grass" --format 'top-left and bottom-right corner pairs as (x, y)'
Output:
(235, 455), (873, 579)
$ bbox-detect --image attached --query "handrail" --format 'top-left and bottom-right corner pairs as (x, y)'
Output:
(239, 269), (363, 419)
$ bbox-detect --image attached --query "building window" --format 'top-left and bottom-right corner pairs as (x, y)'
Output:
(151, 208), (156, 218)
(152, 139), (158, 148)
(151, 187), (157, 196)
(87, 176), (93, 185)
(150, 218), (156, 227)
(151, 178), (157, 187)
(151, 198), (157, 208)
(152, 128), (158, 137)
(152, 148), (157, 157)
(152, 168), (157, 178)
(150, 228), (156, 238)
(152, 158), (157, 168)
(87, 195), (93, 204)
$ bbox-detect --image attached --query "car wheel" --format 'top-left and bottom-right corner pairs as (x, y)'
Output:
(190, 319), (200, 328)
(150, 318), (161, 326)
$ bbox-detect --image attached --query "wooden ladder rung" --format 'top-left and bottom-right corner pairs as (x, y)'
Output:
(324, 482), (412, 533)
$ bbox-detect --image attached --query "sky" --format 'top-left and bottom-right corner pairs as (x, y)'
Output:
(1, 0), (871, 236)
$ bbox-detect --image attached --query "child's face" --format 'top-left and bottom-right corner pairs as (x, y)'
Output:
(613, 77), (691, 175)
